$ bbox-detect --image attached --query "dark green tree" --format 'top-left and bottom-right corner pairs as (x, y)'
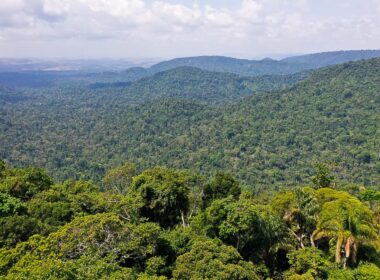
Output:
(172, 239), (259, 280)
(283, 247), (330, 279)
(130, 167), (190, 228)
(103, 162), (136, 194)
(0, 167), (53, 201)
(272, 187), (320, 248)
(0, 160), (6, 179)
(203, 172), (241, 208)
(0, 192), (26, 217)
(311, 164), (335, 189)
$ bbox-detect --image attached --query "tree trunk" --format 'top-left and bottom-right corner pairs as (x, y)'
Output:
(180, 211), (187, 227)
(310, 232), (316, 247)
(335, 234), (343, 264)
(344, 236), (356, 268)
(343, 256), (347, 269)
(289, 229), (305, 248)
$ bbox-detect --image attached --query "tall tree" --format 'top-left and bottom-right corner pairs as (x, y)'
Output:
(129, 167), (191, 228)
(202, 172), (241, 208)
(103, 162), (136, 194)
(313, 189), (378, 268)
(311, 164), (335, 189)
(272, 187), (320, 248)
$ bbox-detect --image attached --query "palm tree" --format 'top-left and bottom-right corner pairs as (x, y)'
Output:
(312, 192), (377, 268)
(272, 187), (320, 249)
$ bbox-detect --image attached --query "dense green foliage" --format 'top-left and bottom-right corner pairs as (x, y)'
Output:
(110, 66), (306, 104)
(1, 58), (378, 189)
(0, 162), (379, 279)
(1, 53), (380, 278)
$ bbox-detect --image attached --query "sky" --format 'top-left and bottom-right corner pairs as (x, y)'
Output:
(0, 0), (379, 59)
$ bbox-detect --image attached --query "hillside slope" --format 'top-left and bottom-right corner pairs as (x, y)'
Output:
(1, 59), (379, 189)
(89, 66), (306, 104)
(100, 58), (380, 189)
(176, 58), (380, 188)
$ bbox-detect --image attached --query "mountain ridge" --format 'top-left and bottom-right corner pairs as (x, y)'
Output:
(120, 49), (380, 79)
(88, 66), (307, 104)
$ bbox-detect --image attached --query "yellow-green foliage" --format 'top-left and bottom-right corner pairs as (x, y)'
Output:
(1, 162), (380, 279)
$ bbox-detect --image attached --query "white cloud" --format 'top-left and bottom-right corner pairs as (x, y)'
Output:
(0, 0), (26, 12)
(42, 0), (70, 18)
(81, 0), (146, 18)
(0, 0), (379, 58)
(152, 2), (200, 24)
(238, 0), (262, 21)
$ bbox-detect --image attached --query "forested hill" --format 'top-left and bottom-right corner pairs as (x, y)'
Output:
(282, 49), (380, 68)
(94, 57), (380, 189)
(132, 49), (380, 77)
(148, 56), (306, 77)
(1, 58), (379, 189)
(89, 66), (307, 104)
(178, 58), (380, 188)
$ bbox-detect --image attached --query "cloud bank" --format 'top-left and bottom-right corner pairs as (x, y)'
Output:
(0, 0), (379, 58)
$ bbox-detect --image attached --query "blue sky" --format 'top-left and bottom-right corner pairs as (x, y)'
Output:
(0, 0), (379, 59)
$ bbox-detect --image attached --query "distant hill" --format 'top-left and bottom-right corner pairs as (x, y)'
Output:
(0, 58), (151, 72)
(282, 49), (380, 67)
(110, 58), (380, 189)
(0, 72), (61, 88)
(147, 56), (307, 76)
(1, 50), (379, 88)
(89, 66), (307, 104)
(136, 50), (380, 77)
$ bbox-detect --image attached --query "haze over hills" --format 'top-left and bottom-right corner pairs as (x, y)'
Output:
(146, 56), (305, 77)
(1, 50), (379, 89)
(282, 49), (380, 67)
(125, 49), (380, 78)
(0, 58), (156, 72)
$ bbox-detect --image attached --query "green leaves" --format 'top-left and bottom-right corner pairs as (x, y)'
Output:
(103, 162), (136, 194)
(284, 247), (329, 279)
(0, 192), (25, 217)
(0, 167), (53, 201)
(203, 196), (287, 264)
(130, 167), (191, 228)
(272, 187), (319, 248)
(1, 213), (162, 276)
(0, 163), (379, 278)
(311, 164), (335, 189)
(5, 255), (137, 280)
(313, 189), (378, 267)
(172, 239), (259, 280)
(203, 172), (241, 208)
(3, 58), (380, 190)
